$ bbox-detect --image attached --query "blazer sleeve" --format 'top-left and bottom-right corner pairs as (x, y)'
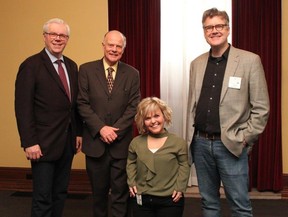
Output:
(15, 57), (39, 148)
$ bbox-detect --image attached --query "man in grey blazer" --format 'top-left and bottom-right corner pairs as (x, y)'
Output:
(15, 18), (82, 217)
(186, 8), (270, 217)
(77, 30), (141, 217)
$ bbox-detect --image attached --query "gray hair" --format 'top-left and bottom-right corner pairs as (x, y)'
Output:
(43, 18), (70, 36)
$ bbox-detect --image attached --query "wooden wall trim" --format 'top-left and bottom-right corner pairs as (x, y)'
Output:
(0, 167), (287, 198)
(0, 167), (91, 194)
(282, 173), (288, 198)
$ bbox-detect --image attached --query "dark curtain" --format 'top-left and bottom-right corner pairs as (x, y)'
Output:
(108, 0), (283, 192)
(232, 0), (282, 192)
(108, 0), (161, 98)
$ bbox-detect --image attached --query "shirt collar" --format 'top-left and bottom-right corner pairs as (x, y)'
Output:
(103, 58), (118, 72)
(45, 48), (64, 63)
(209, 44), (230, 62)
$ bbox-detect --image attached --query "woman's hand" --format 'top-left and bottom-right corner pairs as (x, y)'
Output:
(172, 190), (183, 202)
(129, 186), (137, 197)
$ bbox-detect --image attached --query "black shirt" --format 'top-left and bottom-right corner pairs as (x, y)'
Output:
(195, 46), (230, 134)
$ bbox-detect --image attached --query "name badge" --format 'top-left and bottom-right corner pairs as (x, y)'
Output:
(228, 76), (241, 89)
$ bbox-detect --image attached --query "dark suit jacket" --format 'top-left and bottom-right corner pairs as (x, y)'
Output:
(77, 59), (140, 159)
(15, 49), (82, 161)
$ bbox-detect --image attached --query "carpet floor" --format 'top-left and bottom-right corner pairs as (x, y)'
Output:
(0, 191), (287, 217)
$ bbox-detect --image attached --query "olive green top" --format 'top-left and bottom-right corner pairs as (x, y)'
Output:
(126, 130), (190, 196)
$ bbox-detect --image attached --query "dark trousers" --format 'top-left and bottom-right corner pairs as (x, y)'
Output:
(131, 194), (184, 217)
(86, 151), (129, 217)
(30, 134), (74, 217)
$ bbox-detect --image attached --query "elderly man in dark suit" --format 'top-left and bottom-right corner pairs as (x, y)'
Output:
(186, 8), (270, 217)
(15, 18), (82, 217)
(77, 30), (140, 217)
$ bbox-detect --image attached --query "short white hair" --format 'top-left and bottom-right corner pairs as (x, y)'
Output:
(43, 18), (70, 36)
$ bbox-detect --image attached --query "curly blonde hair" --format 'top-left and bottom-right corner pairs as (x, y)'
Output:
(135, 97), (172, 135)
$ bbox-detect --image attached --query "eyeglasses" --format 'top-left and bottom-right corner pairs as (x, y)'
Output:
(203, 24), (228, 32)
(44, 32), (69, 40)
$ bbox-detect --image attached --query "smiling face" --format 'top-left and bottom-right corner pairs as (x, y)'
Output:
(144, 107), (166, 135)
(203, 16), (230, 52)
(102, 31), (126, 66)
(43, 22), (69, 59)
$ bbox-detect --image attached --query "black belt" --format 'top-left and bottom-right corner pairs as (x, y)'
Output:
(196, 131), (221, 140)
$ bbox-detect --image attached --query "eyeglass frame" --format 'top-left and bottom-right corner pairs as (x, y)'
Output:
(203, 24), (229, 32)
(44, 32), (69, 40)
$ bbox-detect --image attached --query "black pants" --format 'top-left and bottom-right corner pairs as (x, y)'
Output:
(131, 194), (184, 217)
(31, 133), (74, 217)
(86, 151), (129, 217)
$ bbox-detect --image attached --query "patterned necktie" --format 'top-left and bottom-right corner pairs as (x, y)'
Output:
(56, 60), (71, 101)
(107, 67), (114, 93)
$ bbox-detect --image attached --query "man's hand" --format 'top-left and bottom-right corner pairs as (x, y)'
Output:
(76, 136), (83, 153)
(100, 126), (119, 144)
(25, 144), (43, 161)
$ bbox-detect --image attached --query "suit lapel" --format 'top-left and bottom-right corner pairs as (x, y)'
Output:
(220, 46), (239, 102)
(94, 60), (126, 95)
(95, 61), (110, 95)
(112, 61), (125, 93)
(40, 50), (71, 102)
(195, 54), (209, 102)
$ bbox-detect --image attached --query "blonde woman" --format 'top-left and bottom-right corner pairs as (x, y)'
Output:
(127, 97), (190, 217)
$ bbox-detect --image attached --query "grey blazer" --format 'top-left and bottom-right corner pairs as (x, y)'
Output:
(186, 46), (270, 163)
